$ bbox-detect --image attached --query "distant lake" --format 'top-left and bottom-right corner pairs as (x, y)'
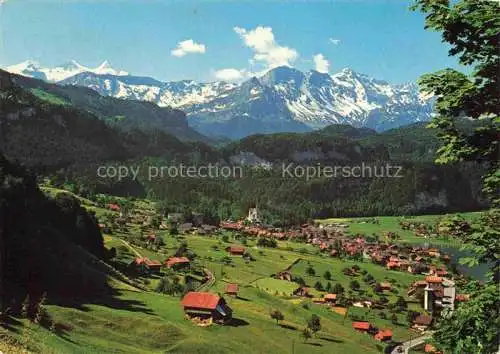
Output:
(439, 246), (490, 281)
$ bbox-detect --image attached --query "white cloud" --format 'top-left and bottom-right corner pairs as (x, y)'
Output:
(329, 38), (341, 45)
(313, 54), (329, 74)
(171, 39), (206, 57)
(214, 68), (246, 82)
(233, 26), (298, 70)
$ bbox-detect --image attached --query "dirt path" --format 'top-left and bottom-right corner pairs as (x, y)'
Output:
(119, 238), (143, 258)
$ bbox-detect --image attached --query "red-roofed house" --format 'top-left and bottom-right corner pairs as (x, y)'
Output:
(374, 329), (392, 341)
(132, 257), (162, 273)
(386, 261), (400, 270)
(108, 203), (121, 212)
(324, 294), (337, 303)
(380, 281), (392, 291)
(226, 246), (245, 256)
(455, 294), (470, 302)
(165, 257), (190, 269)
(181, 292), (232, 323)
(225, 283), (239, 296)
(425, 276), (443, 284)
(352, 321), (371, 331)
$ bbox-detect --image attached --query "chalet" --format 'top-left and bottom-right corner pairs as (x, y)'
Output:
(427, 248), (440, 257)
(132, 257), (162, 273)
(386, 261), (399, 270)
(425, 276), (443, 284)
(179, 223), (193, 234)
(408, 263), (428, 274)
(225, 283), (239, 297)
(226, 246), (245, 256)
(352, 321), (371, 332)
(330, 249), (338, 257)
(424, 344), (442, 353)
(323, 294), (337, 303)
(413, 314), (432, 331)
(455, 294), (470, 302)
(220, 221), (243, 231)
(312, 298), (326, 304)
(275, 270), (292, 281)
(293, 286), (311, 297)
(181, 292), (232, 324)
(165, 256), (190, 270)
(374, 329), (392, 341)
(108, 203), (121, 212)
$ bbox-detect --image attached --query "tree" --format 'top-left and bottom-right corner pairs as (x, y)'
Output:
(411, 1), (500, 352)
(391, 313), (398, 325)
(332, 283), (344, 294)
(349, 280), (360, 291)
(307, 314), (321, 335)
(395, 296), (407, 310)
(306, 266), (316, 276)
(270, 309), (284, 325)
(314, 281), (324, 291)
(323, 270), (332, 280)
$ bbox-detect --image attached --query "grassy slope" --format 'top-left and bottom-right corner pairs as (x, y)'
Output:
(8, 187), (463, 354)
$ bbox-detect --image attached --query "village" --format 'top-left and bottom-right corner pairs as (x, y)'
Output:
(93, 200), (474, 353)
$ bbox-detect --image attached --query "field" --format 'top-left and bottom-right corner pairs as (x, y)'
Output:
(5, 188), (473, 353)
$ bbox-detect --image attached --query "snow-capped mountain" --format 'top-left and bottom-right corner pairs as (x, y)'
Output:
(5, 60), (128, 82)
(4, 60), (433, 138)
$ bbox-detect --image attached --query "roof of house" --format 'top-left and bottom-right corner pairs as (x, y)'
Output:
(225, 283), (239, 293)
(324, 293), (337, 300)
(413, 280), (429, 287)
(413, 314), (433, 326)
(374, 329), (393, 340)
(424, 344), (438, 353)
(108, 203), (120, 211)
(134, 257), (161, 267)
(227, 246), (245, 253)
(181, 292), (221, 310)
(165, 256), (190, 267)
(425, 276), (443, 283)
(352, 321), (371, 330)
(380, 281), (392, 288)
(455, 294), (470, 302)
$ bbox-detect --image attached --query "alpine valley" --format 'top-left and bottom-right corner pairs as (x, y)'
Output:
(5, 60), (434, 139)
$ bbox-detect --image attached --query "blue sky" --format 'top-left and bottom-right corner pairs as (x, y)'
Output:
(0, 0), (463, 83)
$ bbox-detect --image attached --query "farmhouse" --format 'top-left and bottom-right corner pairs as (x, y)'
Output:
(181, 292), (233, 324)
(132, 257), (162, 273)
(374, 329), (392, 341)
(226, 246), (245, 256)
(413, 314), (432, 331)
(324, 293), (337, 303)
(225, 283), (239, 297)
(352, 321), (371, 332)
(108, 203), (121, 211)
(293, 286), (311, 297)
(275, 270), (292, 281)
(165, 257), (190, 270)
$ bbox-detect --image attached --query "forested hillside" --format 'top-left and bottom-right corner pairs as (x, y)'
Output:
(0, 69), (488, 225)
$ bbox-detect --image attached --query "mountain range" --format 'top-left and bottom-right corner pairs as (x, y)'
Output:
(5, 60), (434, 139)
